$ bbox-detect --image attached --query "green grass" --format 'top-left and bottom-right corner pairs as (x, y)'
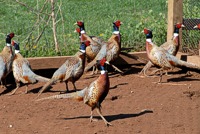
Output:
(1, 0), (197, 57)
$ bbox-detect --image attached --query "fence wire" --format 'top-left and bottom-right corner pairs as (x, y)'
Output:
(182, 19), (200, 55)
(181, 0), (200, 55)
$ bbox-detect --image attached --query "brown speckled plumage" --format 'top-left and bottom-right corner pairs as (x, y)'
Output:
(37, 42), (89, 97)
(144, 29), (200, 83)
(84, 20), (123, 73)
(37, 58), (111, 126)
(0, 33), (15, 88)
(75, 22), (105, 74)
(140, 23), (185, 76)
(7, 41), (50, 95)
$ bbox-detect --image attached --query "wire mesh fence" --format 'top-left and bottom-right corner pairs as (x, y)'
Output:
(181, 0), (200, 55)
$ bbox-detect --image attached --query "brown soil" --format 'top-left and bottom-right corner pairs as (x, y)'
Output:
(0, 64), (200, 134)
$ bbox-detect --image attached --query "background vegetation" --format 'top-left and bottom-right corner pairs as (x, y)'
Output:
(0, 0), (199, 57)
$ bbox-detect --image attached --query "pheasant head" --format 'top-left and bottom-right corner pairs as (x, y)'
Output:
(113, 20), (122, 34)
(6, 32), (15, 46)
(193, 24), (200, 30)
(97, 57), (110, 73)
(12, 40), (20, 54)
(174, 23), (185, 34)
(75, 28), (81, 34)
(144, 28), (153, 40)
(75, 21), (85, 33)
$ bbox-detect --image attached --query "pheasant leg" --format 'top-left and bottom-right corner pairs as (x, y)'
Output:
(110, 64), (123, 74)
(72, 82), (77, 91)
(96, 108), (112, 126)
(1, 78), (6, 88)
(6, 82), (20, 95)
(60, 81), (69, 94)
(24, 85), (28, 94)
(90, 110), (98, 122)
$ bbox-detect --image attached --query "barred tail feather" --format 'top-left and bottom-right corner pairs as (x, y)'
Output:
(37, 78), (58, 97)
(176, 59), (200, 71)
(35, 75), (50, 82)
(84, 60), (97, 72)
(36, 88), (86, 101)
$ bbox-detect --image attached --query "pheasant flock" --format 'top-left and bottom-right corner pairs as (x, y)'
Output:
(0, 21), (200, 126)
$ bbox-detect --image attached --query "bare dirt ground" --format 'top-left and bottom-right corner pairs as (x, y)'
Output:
(0, 63), (200, 134)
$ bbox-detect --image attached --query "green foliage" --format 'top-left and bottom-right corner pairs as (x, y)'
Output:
(0, 0), (169, 57)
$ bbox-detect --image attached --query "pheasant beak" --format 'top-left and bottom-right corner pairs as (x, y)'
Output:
(181, 24), (185, 28)
(105, 61), (110, 65)
(193, 25), (198, 29)
(74, 22), (77, 25)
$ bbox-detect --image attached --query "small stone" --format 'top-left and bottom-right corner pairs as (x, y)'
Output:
(9, 125), (13, 128)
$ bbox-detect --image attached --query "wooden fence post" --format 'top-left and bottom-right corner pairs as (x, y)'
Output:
(167, 0), (183, 50)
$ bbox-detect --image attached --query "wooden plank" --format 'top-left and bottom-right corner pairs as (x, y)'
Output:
(167, 0), (183, 48)
(26, 51), (200, 70)
(27, 56), (70, 70)
(27, 53), (147, 70)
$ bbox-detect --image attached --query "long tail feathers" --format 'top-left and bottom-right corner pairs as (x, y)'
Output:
(36, 88), (86, 101)
(176, 58), (200, 71)
(37, 78), (58, 97)
(35, 75), (50, 82)
(84, 60), (97, 72)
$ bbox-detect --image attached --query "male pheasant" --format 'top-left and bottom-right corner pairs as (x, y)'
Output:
(37, 41), (90, 97)
(84, 20), (123, 74)
(0, 33), (15, 88)
(144, 28), (200, 83)
(7, 41), (50, 95)
(37, 57), (111, 126)
(140, 23), (185, 76)
(74, 21), (105, 74)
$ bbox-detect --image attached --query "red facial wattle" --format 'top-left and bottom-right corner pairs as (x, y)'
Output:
(114, 20), (121, 27)
(77, 21), (83, 26)
(9, 32), (15, 38)
(176, 23), (182, 29)
(100, 57), (106, 66)
(144, 28), (149, 34)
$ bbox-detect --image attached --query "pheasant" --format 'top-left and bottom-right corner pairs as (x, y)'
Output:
(84, 20), (123, 74)
(144, 28), (200, 83)
(74, 21), (105, 75)
(0, 32), (15, 88)
(37, 57), (112, 126)
(37, 41), (90, 97)
(6, 41), (50, 95)
(140, 23), (185, 76)
(193, 24), (200, 29)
